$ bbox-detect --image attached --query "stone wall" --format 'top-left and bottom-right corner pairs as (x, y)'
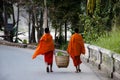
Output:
(0, 40), (36, 49)
(84, 44), (120, 80)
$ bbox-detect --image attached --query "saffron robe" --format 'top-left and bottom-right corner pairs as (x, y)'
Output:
(72, 56), (82, 66)
(44, 51), (53, 65)
(32, 33), (54, 60)
(67, 33), (85, 66)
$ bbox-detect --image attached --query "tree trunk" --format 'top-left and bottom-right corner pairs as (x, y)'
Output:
(15, 3), (20, 43)
(30, 10), (36, 43)
(28, 11), (31, 43)
(43, 0), (48, 28)
(12, 4), (15, 26)
(3, 0), (8, 41)
(55, 27), (57, 42)
(43, 7), (48, 28)
(37, 10), (43, 42)
(0, 0), (4, 30)
(10, 3), (15, 42)
(65, 21), (67, 43)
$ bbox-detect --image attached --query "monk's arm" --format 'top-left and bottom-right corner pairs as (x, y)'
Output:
(80, 36), (85, 54)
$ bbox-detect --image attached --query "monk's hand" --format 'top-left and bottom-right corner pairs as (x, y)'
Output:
(32, 55), (36, 59)
(82, 52), (85, 55)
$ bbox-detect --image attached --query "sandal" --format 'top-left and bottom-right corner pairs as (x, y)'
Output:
(78, 69), (81, 72)
(50, 70), (53, 72)
(46, 67), (49, 72)
(75, 70), (78, 73)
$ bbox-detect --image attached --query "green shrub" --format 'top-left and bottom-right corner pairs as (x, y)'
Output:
(56, 52), (64, 56)
(22, 39), (27, 44)
(59, 42), (68, 50)
(92, 30), (120, 54)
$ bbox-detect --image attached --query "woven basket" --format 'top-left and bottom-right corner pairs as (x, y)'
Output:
(55, 56), (69, 68)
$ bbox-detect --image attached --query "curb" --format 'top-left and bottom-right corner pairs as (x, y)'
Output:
(0, 40), (36, 49)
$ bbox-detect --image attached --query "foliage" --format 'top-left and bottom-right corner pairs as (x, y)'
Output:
(1, 0), (120, 46)
(58, 35), (65, 45)
(92, 30), (120, 54)
(113, 0), (120, 16)
(87, 0), (95, 16)
(56, 51), (69, 56)
(81, 0), (120, 43)
(49, 0), (84, 31)
(59, 42), (68, 50)
(56, 52), (64, 56)
(79, 14), (107, 43)
(22, 39), (27, 44)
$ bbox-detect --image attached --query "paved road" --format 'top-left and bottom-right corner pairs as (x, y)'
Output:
(0, 45), (109, 80)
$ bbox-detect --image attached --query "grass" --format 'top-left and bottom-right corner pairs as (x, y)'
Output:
(91, 30), (120, 54)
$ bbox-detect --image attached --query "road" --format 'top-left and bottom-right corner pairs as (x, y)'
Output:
(0, 45), (109, 80)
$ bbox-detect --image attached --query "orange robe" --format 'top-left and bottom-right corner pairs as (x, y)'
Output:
(44, 51), (54, 65)
(67, 33), (85, 66)
(32, 33), (55, 62)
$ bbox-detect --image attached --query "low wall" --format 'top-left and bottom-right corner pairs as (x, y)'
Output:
(0, 40), (36, 49)
(0, 40), (27, 48)
(84, 44), (120, 80)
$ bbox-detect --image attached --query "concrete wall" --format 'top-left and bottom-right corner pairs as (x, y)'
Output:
(84, 44), (120, 80)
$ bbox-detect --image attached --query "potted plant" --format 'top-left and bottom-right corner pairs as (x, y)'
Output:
(55, 51), (69, 68)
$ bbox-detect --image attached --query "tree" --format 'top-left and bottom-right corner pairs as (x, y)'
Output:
(15, 1), (20, 43)
(87, 0), (95, 17)
(48, 0), (84, 43)
(21, 0), (44, 43)
(0, 0), (4, 30)
(2, 0), (17, 42)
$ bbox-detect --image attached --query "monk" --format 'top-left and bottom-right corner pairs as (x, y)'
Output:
(67, 28), (85, 73)
(32, 28), (55, 73)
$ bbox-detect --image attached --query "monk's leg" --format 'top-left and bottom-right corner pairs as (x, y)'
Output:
(45, 62), (49, 72)
(75, 66), (78, 73)
(78, 64), (81, 72)
(44, 54), (49, 73)
(50, 63), (53, 72)
(72, 56), (78, 72)
(73, 56), (82, 73)
(44, 51), (53, 72)
(76, 56), (81, 72)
